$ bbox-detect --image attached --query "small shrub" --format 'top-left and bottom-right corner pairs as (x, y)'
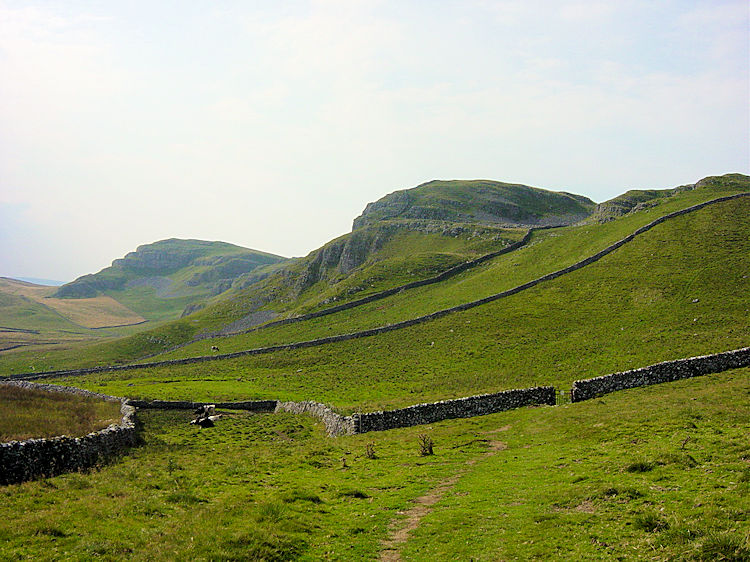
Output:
(418, 434), (434, 456)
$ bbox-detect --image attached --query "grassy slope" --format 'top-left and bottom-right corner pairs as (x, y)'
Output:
(0, 176), (745, 377)
(0, 279), (145, 355)
(185, 224), (525, 331)
(0, 369), (746, 560)
(50, 195), (750, 413)
(151, 181), (749, 360)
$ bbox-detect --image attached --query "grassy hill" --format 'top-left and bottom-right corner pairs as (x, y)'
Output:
(14, 173), (741, 407)
(352, 179), (595, 229)
(54, 239), (287, 321)
(0, 174), (746, 377)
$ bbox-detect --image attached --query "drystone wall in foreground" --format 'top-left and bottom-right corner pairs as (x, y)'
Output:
(0, 381), (137, 485)
(570, 347), (750, 402)
(353, 386), (556, 433)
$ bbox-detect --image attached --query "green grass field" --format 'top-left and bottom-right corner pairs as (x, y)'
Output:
(0, 369), (746, 560)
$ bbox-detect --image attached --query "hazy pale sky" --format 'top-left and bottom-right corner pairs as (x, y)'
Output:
(1, 0), (748, 282)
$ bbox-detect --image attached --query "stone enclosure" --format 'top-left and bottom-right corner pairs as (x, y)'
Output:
(0, 381), (137, 486)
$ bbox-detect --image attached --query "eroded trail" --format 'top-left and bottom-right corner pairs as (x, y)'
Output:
(379, 427), (509, 561)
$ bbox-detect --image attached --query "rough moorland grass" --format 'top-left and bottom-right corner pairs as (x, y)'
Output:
(0, 369), (746, 560)
(51, 197), (750, 412)
(0, 385), (122, 441)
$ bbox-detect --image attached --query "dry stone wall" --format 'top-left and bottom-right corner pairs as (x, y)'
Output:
(570, 347), (750, 402)
(0, 381), (137, 485)
(353, 386), (556, 433)
(275, 400), (356, 436)
(128, 399), (277, 412)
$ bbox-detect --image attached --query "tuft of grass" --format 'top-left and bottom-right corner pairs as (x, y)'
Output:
(633, 511), (670, 532)
(625, 460), (655, 473)
(282, 490), (323, 504)
(337, 488), (370, 499)
(694, 532), (750, 561)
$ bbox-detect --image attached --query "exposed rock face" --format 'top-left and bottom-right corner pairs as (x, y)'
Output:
(113, 246), (199, 271)
(294, 229), (389, 292)
(590, 185), (694, 223)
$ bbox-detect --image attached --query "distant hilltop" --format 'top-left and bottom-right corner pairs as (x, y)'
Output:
(7, 277), (66, 287)
(352, 179), (595, 230)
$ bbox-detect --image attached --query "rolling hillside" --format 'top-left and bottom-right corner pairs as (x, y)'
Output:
(0, 174), (746, 378)
(3, 173), (742, 395)
(0, 277), (147, 355)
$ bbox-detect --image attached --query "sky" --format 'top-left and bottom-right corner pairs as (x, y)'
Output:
(1, 0), (748, 283)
